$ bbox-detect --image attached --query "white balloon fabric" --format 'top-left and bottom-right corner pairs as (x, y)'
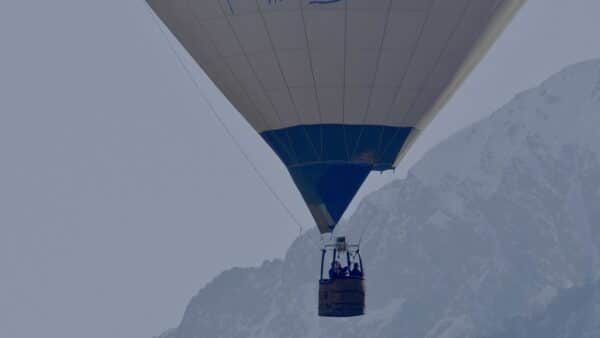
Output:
(147, 0), (525, 233)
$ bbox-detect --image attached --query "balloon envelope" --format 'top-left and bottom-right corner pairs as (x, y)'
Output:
(147, 0), (525, 233)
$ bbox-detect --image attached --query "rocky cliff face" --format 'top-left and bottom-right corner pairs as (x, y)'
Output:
(156, 59), (600, 338)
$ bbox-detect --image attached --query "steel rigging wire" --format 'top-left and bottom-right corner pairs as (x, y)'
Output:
(138, 0), (305, 235)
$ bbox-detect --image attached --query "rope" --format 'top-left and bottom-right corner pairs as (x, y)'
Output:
(357, 203), (377, 246)
(138, 0), (304, 235)
(357, 221), (369, 246)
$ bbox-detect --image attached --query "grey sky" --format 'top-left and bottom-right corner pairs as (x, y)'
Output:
(0, 1), (599, 338)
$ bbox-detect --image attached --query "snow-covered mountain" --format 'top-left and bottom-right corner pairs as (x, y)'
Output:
(155, 59), (600, 338)
(486, 280), (600, 338)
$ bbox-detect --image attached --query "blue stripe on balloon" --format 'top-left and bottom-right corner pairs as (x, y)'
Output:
(261, 124), (413, 232)
(260, 124), (413, 170)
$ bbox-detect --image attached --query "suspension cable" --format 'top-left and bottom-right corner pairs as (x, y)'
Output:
(138, 0), (304, 235)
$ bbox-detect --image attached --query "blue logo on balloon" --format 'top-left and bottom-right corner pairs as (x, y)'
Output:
(227, 0), (344, 14)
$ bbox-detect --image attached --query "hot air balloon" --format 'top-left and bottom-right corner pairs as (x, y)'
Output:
(146, 0), (525, 317)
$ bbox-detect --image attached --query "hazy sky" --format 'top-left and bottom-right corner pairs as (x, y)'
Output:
(1, 1), (600, 338)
